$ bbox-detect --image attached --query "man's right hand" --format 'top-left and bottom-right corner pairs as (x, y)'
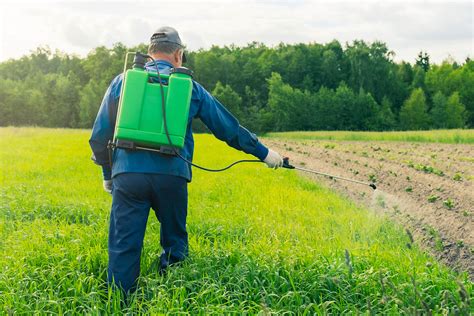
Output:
(103, 179), (113, 194)
(264, 149), (283, 169)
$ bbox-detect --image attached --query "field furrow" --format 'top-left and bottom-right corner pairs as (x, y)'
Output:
(265, 138), (474, 277)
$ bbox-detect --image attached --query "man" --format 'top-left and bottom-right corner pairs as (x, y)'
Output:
(89, 26), (283, 294)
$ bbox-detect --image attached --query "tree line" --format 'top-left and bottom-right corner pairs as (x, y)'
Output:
(0, 40), (472, 133)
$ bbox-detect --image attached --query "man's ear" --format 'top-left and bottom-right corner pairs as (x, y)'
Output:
(174, 49), (181, 64)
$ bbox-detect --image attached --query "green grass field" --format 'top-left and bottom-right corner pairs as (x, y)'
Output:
(267, 129), (474, 143)
(0, 127), (472, 314)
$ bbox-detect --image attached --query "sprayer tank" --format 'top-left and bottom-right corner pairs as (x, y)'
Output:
(114, 66), (193, 149)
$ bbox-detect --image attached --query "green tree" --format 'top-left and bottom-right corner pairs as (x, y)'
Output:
(78, 79), (106, 128)
(312, 86), (337, 130)
(425, 61), (460, 96)
(320, 40), (347, 89)
(267, 72), (294, 131)
(0, 79), (21, 125)
(415, 51), (430, 72)
(458, 61), (474, 127)
(445, 92), (466, 128)
(425, 60), (474, 127)
(333, 83), (354, 129)
(430, 91), (448, 129)
(410, 66), (426, 91)
(267, 72), (312, 131)
(38, 73), (79, 127)
(212, 81), (243, 119)
(242, 86), (266, 132)
(399, 88), (430, 130)
(345, 40), (395, 104)
(372, 97), (396, 130)
(354, 90), (378, 130)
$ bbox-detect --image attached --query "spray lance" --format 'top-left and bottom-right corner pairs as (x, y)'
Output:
(282, 157), (377, 190)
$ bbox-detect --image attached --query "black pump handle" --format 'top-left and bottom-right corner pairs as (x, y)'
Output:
(133, 52), (148, 69)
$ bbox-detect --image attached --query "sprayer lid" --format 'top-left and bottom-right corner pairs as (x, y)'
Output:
(170, 67), (193, 78)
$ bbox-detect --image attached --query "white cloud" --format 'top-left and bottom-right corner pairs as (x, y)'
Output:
(0, 0), (472, 63)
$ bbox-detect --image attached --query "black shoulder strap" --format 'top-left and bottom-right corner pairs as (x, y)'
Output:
(108, 96), (119, 128)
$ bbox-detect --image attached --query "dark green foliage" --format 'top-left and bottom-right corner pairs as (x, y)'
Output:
(266, 76), (379, 131)
(266, 72), (313, 131)
(212, 81), (243, 119)
(416, 51), (430, 72)
(430, 91), (466, 129)
(399, 88), (430, 130)
(372, 97), (397, 130)
(1, 41), (473, 131)
(445, 92), (467, 128)
(426, 61), (474, 126)
(431, 92), (449, 128)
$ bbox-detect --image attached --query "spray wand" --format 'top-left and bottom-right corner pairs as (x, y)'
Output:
(282, 157), (377, 190)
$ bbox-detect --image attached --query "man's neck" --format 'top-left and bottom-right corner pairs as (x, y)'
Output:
(150, 54), (175, 67)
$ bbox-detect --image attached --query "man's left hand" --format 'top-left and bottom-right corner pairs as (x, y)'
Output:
(103, 180), (113, 194)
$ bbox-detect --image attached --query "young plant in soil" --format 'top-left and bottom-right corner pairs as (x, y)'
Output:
(443, 198), (455, 210)
(426, 226), (444, 251)
(413, 164), (444, 176)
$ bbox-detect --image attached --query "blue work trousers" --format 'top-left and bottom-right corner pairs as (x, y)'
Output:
(108, 173), (188, 293)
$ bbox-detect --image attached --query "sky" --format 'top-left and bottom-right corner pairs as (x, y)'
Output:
(0, 0), (472, 64)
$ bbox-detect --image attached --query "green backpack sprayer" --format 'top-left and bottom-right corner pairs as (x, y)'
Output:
(112, 52), (193, 155)
(108, 52), (261, 171)
(108, 52), (376, 189)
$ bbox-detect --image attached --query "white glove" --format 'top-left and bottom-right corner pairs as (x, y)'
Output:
(264, 149), (283, 169)
(103, 180), (113, 194)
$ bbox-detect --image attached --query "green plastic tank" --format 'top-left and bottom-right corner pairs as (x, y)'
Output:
(114, 53), (193, 150)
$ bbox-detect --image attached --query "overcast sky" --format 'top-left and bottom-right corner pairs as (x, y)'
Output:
(0, 0), (472, 63)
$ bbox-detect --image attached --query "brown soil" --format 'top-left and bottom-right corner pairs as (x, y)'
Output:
(264, 138), (474, 278)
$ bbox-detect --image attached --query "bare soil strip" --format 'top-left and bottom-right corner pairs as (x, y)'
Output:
(265, 138), (474, 278)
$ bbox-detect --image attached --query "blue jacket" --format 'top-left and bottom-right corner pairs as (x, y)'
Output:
(89, 60), (269, 181)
